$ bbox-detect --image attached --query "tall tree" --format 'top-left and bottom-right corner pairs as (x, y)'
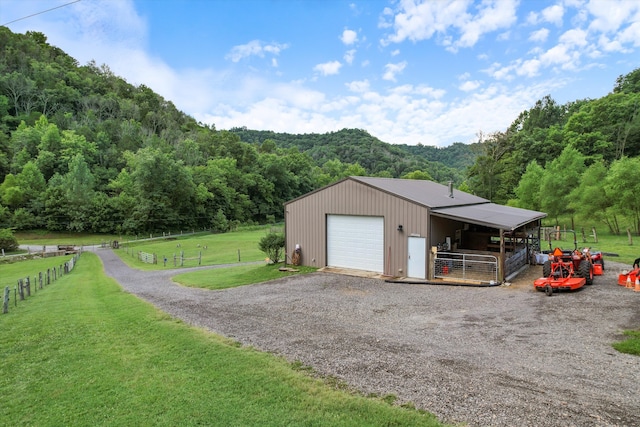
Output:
(539, 146), (586, 227)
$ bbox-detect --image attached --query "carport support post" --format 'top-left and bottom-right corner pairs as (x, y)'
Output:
(499, 229), (506, 283)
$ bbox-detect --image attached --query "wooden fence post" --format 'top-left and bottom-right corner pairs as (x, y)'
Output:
(3, 286), (9, 314)
(18, 279), (24, 300)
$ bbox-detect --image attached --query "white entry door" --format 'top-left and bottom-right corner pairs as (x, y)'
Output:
(407, 236), (426, 279)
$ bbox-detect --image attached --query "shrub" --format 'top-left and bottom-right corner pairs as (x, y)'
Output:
(258, 232), (285, 263)
(0, 228), (19, 252)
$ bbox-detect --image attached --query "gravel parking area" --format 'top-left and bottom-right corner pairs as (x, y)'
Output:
(96, 249), (640, 427)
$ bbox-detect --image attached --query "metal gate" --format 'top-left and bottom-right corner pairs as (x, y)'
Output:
(434, 252), (498, 283)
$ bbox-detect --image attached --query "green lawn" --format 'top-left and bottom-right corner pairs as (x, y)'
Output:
(0, 254), (75, 289)
(14, 230), (133, 246)
(114, 226), (275, 270)
(174, 263), (318, 290)
(541, 226), (639, 265)
(0, 253), (446, 426)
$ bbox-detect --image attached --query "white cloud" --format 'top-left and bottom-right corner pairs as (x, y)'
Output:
(459, 80), (481, 92)
(226, 40), (289, 62)
(559, 28), (588, 47)
(517, 59), (542, 77)
(344, 49), (356, 65)
(314, 60), (343, 76)
(341, 29), (358, 45)
(617, 21), (640, 46)
(383, 61), (407, 82)
(587, 0), (640, 33)
(541, 4), (564, 26)
(381, 0), (518, 51)
(529, 28), (550, 43)
(347, 80), (370, 93)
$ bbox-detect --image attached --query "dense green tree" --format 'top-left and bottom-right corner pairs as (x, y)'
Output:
(513, 161), (544, 211)
(569, 161), (618, 234)
(467, 131), (510, 202)
(64, 154), (95, 231)
(604, 157), (640, 234)
(539, 146), (586, 227)
(402, 170), (433, 180)
(614, 68), (640, 94)
(0, 227), (18, 251)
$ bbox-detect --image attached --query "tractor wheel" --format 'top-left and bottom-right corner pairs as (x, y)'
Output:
(545, 284), (553, 296)
(579, 259), (593, 285)
(595, 258), (605, 271)
(543, 260), (551, 277)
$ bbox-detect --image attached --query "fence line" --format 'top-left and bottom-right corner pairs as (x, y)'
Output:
(2, 252), (81, 314)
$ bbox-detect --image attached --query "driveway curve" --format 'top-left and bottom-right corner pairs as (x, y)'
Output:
(95, 248), (640, 427)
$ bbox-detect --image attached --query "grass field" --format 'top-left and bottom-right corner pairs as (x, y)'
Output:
(113, 226), (276, 270)
(15, 230), (134, 246)
(0, 253), (446, 426)
(0, 254), (75, 289)
(541, 226), (639, 265)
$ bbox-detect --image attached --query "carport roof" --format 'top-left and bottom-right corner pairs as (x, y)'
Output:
(431, 203), (547, 231)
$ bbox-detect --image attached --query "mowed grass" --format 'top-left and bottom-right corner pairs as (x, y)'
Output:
(0, 254), (75, 288)
(0, 253), (446, 427)
(14, 230), (131, 246)
(613, 330), (640, 356)
(542, 225), (639, 265)
(115, 227), (274, 270)
(174, 263), (318, 290)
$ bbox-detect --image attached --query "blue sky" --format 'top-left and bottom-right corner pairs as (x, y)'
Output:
(1, 0), (639, 146)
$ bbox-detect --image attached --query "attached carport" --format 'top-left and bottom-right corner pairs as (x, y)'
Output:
(430, 203), (547, 282)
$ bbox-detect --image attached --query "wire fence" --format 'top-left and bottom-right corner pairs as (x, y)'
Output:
(2, 252), (81, 315)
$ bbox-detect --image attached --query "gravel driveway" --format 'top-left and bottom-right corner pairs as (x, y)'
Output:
(95, 249), (640, 427)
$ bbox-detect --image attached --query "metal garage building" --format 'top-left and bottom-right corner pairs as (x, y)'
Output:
(284, 176), (546, 283)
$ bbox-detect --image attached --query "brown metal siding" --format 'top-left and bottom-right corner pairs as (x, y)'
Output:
(285, 179), (430, 276)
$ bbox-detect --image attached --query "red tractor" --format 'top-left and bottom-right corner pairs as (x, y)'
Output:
(534, 231), (604, 296)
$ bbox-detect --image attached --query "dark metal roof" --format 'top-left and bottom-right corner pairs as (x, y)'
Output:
(431, 203), (547, 231)
(351, 176), (489, 208)
(285, 176), (546, 230)
(351, 176), (546, 230)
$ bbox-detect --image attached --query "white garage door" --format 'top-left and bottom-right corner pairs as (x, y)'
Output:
(327, 215), (384, 273)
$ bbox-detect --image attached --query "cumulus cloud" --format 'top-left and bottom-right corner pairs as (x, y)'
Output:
(344, 49), (356, 64)
(347, 80), (370, 93)
(541, 4), (564, 26)
(383, 61), (407, 82)
(314, 60), (342, 76)
(529, 28), (550, 43)
(459, 80), (481, 92)
(226, 40), (289, 62)
(380, 0), (518, 51)
(341, 29), (358, 45)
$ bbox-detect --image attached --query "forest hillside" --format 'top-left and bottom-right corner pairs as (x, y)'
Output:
(1, 28), (639, 234)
